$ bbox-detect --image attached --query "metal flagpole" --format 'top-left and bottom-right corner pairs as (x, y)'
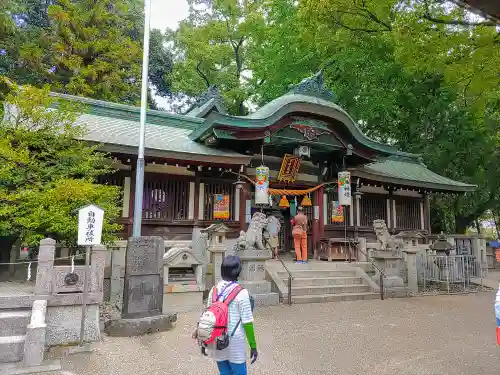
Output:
(132, 0), (152, 237)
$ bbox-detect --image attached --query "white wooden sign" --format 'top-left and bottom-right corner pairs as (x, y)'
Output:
(77, 204), (104, 246)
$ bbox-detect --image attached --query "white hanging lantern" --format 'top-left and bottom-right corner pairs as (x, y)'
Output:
(255, 165), (270, 205)
(338, 171), (352, 206)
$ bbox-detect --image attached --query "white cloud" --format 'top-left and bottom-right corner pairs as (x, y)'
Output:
(150, 0), (189, 31)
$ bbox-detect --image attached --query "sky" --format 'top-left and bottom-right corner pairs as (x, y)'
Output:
(150, 0), (189, 31)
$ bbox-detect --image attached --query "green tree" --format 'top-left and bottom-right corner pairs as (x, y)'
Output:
(1, 0), (173, 105)
(244, 0), (499, 233)
(0, 78), (122, 253)
(167, 0), (265, 114)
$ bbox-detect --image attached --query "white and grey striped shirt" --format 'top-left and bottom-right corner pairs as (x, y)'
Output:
(206, 280), (254, 364)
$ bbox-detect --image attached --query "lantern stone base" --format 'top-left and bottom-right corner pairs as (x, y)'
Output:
(237, 250), (279, 306)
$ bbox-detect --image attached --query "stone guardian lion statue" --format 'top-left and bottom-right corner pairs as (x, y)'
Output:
(235, 212), (268, 251)
(373, 219), (402, 251)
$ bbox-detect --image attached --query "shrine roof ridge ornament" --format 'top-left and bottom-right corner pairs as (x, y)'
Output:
(288, 71), (337, 102)
(195, 86), (225, 107)
(185, 85), (228, 117)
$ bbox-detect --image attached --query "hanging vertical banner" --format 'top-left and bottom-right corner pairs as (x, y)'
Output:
(277, 154), (301, 183)
(213, 194), (230, 219)
(337, 171), (352, 206)
(332, 201), (344, 223)
(255, 165), (270, 205)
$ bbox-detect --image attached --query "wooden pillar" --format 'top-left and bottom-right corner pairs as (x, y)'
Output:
(317, 187), (325, 238)
(122, 176), (132, 218)
(239, 183), (249, 232)
(198, 181), (205, 221)
(423, 192), (431, 234)
(387, 188), (395, 233)
(354, 190), (362, 239)
(312, 189), (321, 254)
(193, 178), (200, 225)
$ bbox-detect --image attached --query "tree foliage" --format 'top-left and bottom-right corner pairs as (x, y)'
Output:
(0, 0), (173, 105)
(166, 0), (265, 114)
(170, 0), (499, 233)
(0, 78), (122, 246)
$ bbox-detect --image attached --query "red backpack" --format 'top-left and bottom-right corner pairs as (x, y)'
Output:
(196, 284), (242, 350)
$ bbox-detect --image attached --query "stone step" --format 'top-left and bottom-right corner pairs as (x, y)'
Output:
(291, 284), (372, 296)
(291, 292), (380, 304)
(0, 335), (25, 363)
(282, 276), (365, 287)
(252, 292), (280, 307)
(0, 310), (31, 336)
(277, 269), (358, 279)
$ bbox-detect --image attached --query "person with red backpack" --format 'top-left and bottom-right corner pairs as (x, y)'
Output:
(194, 255), (257, 375)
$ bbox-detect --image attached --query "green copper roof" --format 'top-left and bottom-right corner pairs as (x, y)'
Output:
(350, 159), (476, 192)
(52, 93), (250, 165)
(51, 92), (204, 130)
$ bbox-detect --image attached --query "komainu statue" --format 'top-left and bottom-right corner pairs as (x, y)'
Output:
(373, 219), (402, 251)
(235, 212), (268, 251)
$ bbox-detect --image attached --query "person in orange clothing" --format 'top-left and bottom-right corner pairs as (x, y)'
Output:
(291, 206), (308, 263)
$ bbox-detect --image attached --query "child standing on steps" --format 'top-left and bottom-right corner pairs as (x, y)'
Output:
(196, 255), (258, 375)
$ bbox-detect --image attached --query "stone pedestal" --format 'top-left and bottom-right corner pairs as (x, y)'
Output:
(208, 246), (226, 288)
(371, 251), (404, 288)
(357, 237), (367, 262)
(435, 257), (452, 291)
(237, 250), (279, 306)
(162, 246), (205, 314)
(403, 249), (419, 293)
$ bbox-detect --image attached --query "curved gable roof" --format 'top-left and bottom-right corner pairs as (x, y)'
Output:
(189, 72), (417, 160)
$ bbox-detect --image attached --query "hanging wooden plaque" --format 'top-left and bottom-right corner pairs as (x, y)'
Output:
(277, 154), (301, 183)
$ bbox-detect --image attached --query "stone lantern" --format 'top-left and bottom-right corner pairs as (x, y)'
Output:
(430, 234), (453, 290)
(396, 231), (426, 293)
(201, 223), (231, 288)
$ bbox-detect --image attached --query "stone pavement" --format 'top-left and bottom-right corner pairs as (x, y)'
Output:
(43, 292), (499, 375)
(472, 269), (500, 289)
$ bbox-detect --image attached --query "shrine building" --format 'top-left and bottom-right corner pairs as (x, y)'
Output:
(55, 72), (475, 259)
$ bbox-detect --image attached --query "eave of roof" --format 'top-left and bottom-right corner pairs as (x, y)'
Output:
(50, 93), (251, 165)
(349, 159), (477, 192)
(452, 0), (500, 22)
(73, 113), (251, 165)
(50, 92), (204, 131)
(189, 93), (418, 159)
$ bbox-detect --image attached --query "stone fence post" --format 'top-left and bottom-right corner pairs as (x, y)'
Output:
(91, 244), (106, 296)
(35, 238), (56, 296)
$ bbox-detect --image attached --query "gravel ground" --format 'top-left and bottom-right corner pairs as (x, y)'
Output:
(44, 291), (500, 375)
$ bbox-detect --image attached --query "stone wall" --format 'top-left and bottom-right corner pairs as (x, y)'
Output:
(35, 238), (106, 346)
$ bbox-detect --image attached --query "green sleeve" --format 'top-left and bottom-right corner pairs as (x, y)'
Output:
(243, 322), (257, 349)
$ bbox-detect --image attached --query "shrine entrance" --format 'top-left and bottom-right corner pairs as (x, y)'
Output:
(260, 193), (316, 257)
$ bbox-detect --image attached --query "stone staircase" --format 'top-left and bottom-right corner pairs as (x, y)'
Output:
(276, 266), (379, 304)
(0, 308), (31, 363)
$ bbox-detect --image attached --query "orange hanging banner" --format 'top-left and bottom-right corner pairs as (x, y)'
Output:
(277, 154), (301, 183)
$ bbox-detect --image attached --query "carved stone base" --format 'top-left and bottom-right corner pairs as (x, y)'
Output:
(104, 314), (177, 337)
(237, 250), (277, 306)
(45, 305), (100, 346)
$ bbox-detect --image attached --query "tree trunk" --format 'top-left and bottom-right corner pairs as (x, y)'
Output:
(454, 216), (469, 234)
(475, 219), (481, 234)
(493, 211), (500, 239)
(0, 236), (19, 279)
